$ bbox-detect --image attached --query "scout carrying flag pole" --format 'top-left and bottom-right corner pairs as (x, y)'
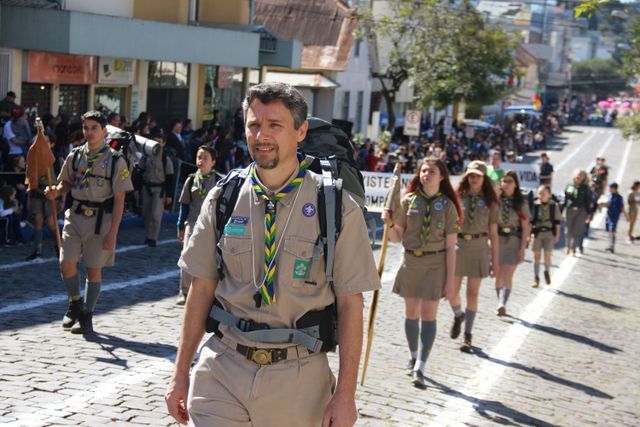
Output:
(26, 118), (62, 251)
(361, 162), (402, 385)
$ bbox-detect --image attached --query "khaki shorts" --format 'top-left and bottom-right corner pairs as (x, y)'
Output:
(28, 193), (50, 219)
(188, 336), (335, 427)
(498, 235), (521, 265)
(393, 251), (446, 300)
(455, 238), (490, 278)
(533, 231), (554, 252)
(60, 209), (115, 268)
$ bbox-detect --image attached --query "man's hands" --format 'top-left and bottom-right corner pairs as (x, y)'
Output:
(165, 372), (190, 425)
(322, 391), (357, 427)
(44, 184), (60, 200)
(102, 232), (117, 251)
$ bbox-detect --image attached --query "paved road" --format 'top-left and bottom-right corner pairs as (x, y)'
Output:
(1, 126), (639, 426)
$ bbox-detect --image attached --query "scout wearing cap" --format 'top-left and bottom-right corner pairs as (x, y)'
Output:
(45, 111), (133, 334)
(494, 170), (531, 316)
(448, 160), (500, 352)
(384, 158), (462, 389)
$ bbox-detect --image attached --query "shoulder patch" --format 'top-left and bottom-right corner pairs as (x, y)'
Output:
(119, 167), (130, 181)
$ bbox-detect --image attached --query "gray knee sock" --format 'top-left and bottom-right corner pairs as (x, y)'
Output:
(495, 287), (500, 298)
(63, 274), (81, 299)
(534, 263), (540, 277)
(419, 320), (437, 365)
(499, 288), (511, 306)
(84, 280), (101, 313)
(405, 318), (420, 358)
(464, 309), (476, 334)
(544, 263), (550, 273)
(451, 304), (463, 317)
(34, 229), (43, 251)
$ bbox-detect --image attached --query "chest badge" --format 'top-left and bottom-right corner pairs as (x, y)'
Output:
(96, 177), (104, 187)
(302, 203), (316, 217)
(293, 259), (309, 279)
(434, 202), (443, 211)
(477, 199), (486, 207)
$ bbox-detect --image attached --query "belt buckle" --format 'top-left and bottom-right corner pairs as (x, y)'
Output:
(413, 250), (423, 257)
(251, 349), (272, 365)
(503, 227), (512, 233)
(83, 208), (95, 217)
(463, 234), (472, 241)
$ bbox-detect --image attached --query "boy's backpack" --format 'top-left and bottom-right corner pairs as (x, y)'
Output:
(106, 129), (138, 171)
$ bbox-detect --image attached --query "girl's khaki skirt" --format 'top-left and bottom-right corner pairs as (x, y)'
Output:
(393, 251), (446, 300)
(498, 235), (521, 265)
(455, 238), (490, 278)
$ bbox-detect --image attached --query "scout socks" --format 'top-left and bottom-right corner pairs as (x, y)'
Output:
(63, 274), (81, 299)
(418, 321), (437, 372)
(464, 309), (476, 334)
(499, 288), (511, 306)
(451, 305), (463, 317)
(534, 263), (540, 278)
(495, 287), (500, 298)
(34, 229), (43, 252)
(405, 318), (420, 358)
(84, 280), (101, 313)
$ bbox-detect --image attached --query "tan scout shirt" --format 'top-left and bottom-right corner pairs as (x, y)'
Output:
(459, 193), (500, 234)
(498, 197), (531, 230)
(394, 192), (459, 252)
(141, 148), (174, 184)
(532, 201), (561, 228)
(58, 145), (133, 202)
(178, 172), (217, 226)
(179, 166), (380, 347)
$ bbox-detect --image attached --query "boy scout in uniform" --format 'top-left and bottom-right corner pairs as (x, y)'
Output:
(141, 130), (174, 247)
(175, 145), (217, 305)
(531, 185), (561, 287)
(449, 161), (500, 352)
(165, 83), (380, 426)
(383, 158), (461, 389)
(45, 111), (133, 334)
(563, 169), (591, 256)
(26, 172), (58, 260)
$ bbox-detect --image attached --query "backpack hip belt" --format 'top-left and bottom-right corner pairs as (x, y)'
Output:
(71, 197), (114, 234)
(143, 182), (166, 197)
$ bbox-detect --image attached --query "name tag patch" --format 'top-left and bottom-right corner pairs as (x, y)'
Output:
(293, 259), (309, 279)
(229, 216), (249, 225)
(224, 224), (246, 236)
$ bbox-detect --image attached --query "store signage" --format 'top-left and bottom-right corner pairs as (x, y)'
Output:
(27, 51), (96, 84)
(98, 57), (136, 85)
(403, 110), (421, 136)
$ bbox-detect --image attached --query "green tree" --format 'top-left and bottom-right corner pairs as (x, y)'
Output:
(571, 58), (629, 97)
(357, 0), (516, 130)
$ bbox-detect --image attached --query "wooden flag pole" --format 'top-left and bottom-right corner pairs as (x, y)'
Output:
(360, 162), (401, 386)
(35, 118), (62, 252)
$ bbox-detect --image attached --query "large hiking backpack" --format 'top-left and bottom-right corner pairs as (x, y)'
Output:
(106, 128), (138, 172)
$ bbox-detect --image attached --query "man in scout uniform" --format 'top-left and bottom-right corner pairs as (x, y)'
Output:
(141, 128), (174, 247)
(45, 111), (133, 334)
(165, 82), (380, 426)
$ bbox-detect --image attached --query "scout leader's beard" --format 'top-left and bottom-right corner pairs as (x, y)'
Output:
(250, 142), (280, 169)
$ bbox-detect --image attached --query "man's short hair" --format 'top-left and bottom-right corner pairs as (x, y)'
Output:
(540, 152), (548, 158)
(6, 91), (16, 98)
(609, 182), (618, 189)
(81, 110), (107, 128)
(242, 82), (308, 129)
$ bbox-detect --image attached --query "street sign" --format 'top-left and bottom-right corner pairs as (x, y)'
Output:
(403, 110), (421, 136)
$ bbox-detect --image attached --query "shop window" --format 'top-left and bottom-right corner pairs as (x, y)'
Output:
(21, 83), (51, 119)
(341, 91), (350, 121)
(148, 61), (189, 88)
(95, 87), (127, 116)
(59, 85), (88, 120)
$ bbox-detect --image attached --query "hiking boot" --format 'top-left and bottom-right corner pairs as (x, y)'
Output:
(412, 370), (427, 390)
(62, 299), (83, 330)
(496, 306), (506, 317)
(450, 314), (465, 339)
(147, 239), (157, 247)
(544, 271), (551, 285)
(532, 277), (540, 288)
(175, 293), (187, 306)
(70, 310), (93, 335)
(25, 250), (42, 261)
(406, 358), (416, 372)
(460, 333), (473, 353)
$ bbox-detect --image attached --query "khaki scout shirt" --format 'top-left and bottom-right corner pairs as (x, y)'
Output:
(142, 148), (174, 184)
(179, 165), (380, 348)
(497, 197), (531, 230)
(532, 201), (561, 229)
(394, 192), (459, 252)
(459, 192), (500, 235)
(178, 172), (217, 226)
(58, 145), (133, 202)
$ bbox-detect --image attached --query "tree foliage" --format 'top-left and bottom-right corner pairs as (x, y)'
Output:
(571, 58), (629, 97)
(357, 0), (516, 130)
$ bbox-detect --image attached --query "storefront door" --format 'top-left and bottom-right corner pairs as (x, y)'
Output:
(94, 87), (127, 117)
(21, 83), (51, 118)
(147, 88), (188, 130)
(59, 84), (88, 120)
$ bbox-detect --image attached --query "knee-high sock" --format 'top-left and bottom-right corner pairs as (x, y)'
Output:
(451, 304), (463, 317)
(495, 287), (501, 298)
(404, 318), (420, 359)
(84, 280), (101, 313)
(34, 229), (43, 251)
(544, 261), (551, 273)
(534, 263), (540, 277)
(464, 309), (476, 334)
(63, 274), (81, 299)
(499, 288), (511, 306)
(418, 320), (437, 372)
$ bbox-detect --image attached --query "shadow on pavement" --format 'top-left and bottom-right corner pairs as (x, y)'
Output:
(85, 332), (176, 368)
(469, 348), (613, 400)
(425, 377), (558, 427)
(512, 317), (622, 354)
(553, 290), (625, 311)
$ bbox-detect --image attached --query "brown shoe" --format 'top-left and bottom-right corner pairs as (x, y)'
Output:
(544, 271), (551, 285)
(450, 314), (465, 339)
(460, 333), (472, 353)
(532, 277), (540, 288)
(70, 311), (94, 335)
(496, 306), (506, 317)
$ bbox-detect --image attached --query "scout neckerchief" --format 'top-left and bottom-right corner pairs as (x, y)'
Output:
(466, 194), (479, 226)
(249, 157), (310, 305)
(194, 169), (214, 198)
(79, 142), (110, 189)
(501, 196), (513, 225)
(540, 202), (549, 224)
(416, 189), (441, 245)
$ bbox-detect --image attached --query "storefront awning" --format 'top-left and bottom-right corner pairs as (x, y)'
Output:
(237, 70), (339, 89)
(0, 4), (260, 67)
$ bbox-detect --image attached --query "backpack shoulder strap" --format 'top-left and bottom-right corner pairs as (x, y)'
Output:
(109, 151), (122, 181)
(71, 146), (82, 173)
(317, 158), (342, 285)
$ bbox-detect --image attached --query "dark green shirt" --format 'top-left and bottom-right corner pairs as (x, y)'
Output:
(564, 183), (590, 209)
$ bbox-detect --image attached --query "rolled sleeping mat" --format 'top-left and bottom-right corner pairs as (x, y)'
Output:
(105, 125), (161, 157)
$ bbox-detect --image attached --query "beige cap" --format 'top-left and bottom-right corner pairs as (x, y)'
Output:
(465, 160), (487, 176)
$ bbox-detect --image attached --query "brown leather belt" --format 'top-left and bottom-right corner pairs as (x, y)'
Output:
(458, 232), (488, 241)
(408, 249), (446, 257)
